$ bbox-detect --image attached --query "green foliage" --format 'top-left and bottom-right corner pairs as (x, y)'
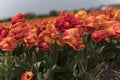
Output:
(0, 36), (120, 80)
(0, 53), (15, 80)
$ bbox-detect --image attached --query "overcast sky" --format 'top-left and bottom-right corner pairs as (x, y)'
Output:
(0, 0), (120, 18)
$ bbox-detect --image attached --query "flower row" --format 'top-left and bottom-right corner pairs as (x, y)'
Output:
(0, 7), (120, 52)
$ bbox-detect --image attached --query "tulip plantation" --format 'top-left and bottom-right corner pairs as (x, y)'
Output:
(0, 7), (120, 80)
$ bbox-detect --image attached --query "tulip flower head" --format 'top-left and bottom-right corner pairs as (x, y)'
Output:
(21, 71), (34, 80)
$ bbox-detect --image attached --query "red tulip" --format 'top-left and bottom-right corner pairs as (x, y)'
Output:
(91, 30), (107, 42)
(11, 13), (25, 25)
(21, 71), (34, 80)
(0, 24), (8, 40)
(56, 11), (78, 32)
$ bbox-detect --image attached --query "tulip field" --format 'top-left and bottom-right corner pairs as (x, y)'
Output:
(0, 7), (120, 80)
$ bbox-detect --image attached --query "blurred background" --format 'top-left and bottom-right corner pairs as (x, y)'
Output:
(0, 0), (120, 22)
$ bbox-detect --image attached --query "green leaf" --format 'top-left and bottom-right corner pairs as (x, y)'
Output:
(37, 72), (44, 80)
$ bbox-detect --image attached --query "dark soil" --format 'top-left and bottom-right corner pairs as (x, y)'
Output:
(94, 58), (120, 80)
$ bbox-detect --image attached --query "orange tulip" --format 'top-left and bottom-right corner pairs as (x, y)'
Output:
(46, 24), (60, 38)
(84, 16), (99, 32)
(63, 28), (85, 51)
(75, 10), (87, 19)
(0, 37), (16, 51)
(24, 28), (38, 46)
(102, 21), (120, 39)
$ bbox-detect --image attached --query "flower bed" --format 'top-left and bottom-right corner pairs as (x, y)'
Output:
(0, 7), (120, 80)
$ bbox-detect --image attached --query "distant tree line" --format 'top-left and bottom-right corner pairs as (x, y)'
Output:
(0, 10), (59, 22)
